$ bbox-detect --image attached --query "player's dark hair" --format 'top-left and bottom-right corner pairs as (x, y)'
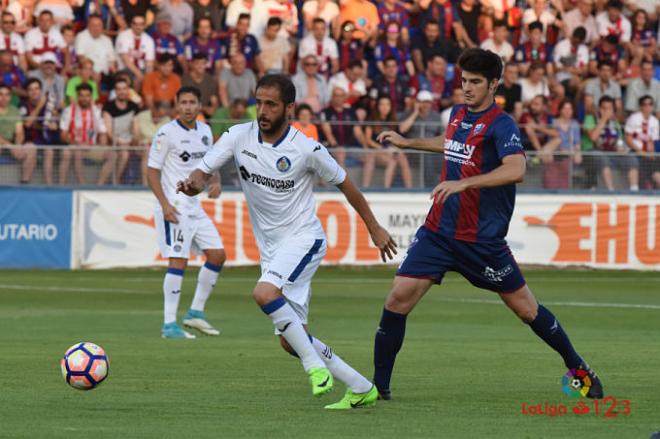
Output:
(527, 20), (543, 33)
(638, 95), (654, 106)
(76, 83), (93, 94)
(176, 86), (201, 101)
(256, 74), (296, 105)
(457, 48), (503, 83)
(598, 95), (615, 107)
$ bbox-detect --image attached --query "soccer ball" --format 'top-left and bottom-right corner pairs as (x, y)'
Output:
(60, 342), (109, 390)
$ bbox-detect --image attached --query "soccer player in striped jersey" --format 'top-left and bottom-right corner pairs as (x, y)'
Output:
(177, 74), (398, 409)
(373, 48), (604, 401)
(147, 86), (226, 339)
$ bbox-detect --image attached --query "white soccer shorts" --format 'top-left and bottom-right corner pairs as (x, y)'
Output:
(154, 209), (224, 259)
(259, 236), (327, 329)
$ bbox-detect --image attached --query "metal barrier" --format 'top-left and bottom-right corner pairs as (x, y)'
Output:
(1, 144), (657, 191)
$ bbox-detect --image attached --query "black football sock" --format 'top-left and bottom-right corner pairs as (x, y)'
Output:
(373, 308), (407, 392)
(527, 304), (582, 369)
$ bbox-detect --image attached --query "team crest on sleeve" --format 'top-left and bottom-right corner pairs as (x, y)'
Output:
(276, 156), (291, 172)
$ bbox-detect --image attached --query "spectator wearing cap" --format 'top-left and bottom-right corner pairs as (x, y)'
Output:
(369, 56), (413, 114)
(135, 101), (171, 184)
(24, 10), (66, 70)
(411, 20), (453, 73)
(160, 0), (194, 41)
(65, 58), (99, 103)
(588, 34), (626, 78)
(374, 21), (414, 79)
(0, 83), (35, 184)
(398, 89), (444, 187)
(302, 0), (340, 36)
(336, 21), (364, 72)
(151, 12), (186, 71)
(184, 17), (225, 75)
(0, 11), (28, 72)
(563, 0), (599, 46)
(625, 60), (660, 116)
(292, 54), (329, 114)
(258, 17), (292, 74)
(182, 52), (219, 118)
(409, 54), (450, 112)
(480, 21), (514, 62)
(142, 54), (181, 109)
(219, 53), (257, 108)
(298, 18), (338, 78)
(190, 0), (227, 34)
(28, 52), (65, 110)
(328, 59), (367, 108)
(596, 0), (631, 43)
(584, 60), (623, 116)
(225, 13), (263, 76)
(75, 14), (117, 84)
(115, 14), (155, 88)
(0, 49), (27, 99)
(624, 95), (659, 189)
(553, 26), (589, 99)
(514, 21), (554, 76)
(495, 63), (523, 121)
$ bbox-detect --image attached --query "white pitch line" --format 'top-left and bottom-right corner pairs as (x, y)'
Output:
(1, 283), (659, 310)
(439, 297), (660, 310)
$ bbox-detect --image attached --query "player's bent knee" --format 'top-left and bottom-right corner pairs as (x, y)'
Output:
(252, 282), (281, 306)
(168, 257), (188, 271)
(205, 249), (226, 266)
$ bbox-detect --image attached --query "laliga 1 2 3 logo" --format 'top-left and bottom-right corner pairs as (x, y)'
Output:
(562, 368), (591, 398)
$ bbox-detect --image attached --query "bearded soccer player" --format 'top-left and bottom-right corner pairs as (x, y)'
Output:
(177, 74), (398, 409)
(147, 86), (226, 339)
(373, 48), (604, 401)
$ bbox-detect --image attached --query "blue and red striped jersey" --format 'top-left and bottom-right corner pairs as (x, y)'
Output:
(425, 102), (524, 243)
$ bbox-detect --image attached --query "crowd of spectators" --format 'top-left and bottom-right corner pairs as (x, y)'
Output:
(0, 0), (658, 189)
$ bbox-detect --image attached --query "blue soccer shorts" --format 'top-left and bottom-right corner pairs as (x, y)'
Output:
(396, 226), (526, 294)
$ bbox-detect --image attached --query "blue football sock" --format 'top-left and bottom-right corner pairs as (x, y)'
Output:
(528, 304), (582, 369)
(373, 308), (407, 392)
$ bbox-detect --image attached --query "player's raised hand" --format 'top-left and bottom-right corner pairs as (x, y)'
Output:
(207, 182), (222, 199)
(430, 180), (468, 204)
(369, 225), (398, 262)
(376, 131), (411, 149)
(162, 202), (180, 224)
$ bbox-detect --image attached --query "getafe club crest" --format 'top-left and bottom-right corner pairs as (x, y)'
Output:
(276, 156), (291, 172)
(202, 135), (210, 146)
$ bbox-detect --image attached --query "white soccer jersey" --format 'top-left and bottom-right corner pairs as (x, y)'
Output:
(148, 119), (215, 215)
(625, 112), (659, 153)
(199, 122), (346, 255)
(115, 29), (155, 71)
(0, 31), (26, 65)
(24, 27), (65, 63)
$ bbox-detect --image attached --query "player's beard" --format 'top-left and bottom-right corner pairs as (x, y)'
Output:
(258, 111), (287, 137)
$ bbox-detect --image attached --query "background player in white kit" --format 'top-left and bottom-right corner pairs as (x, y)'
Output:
(177, 74), (398, 409)
(147, 86), (226, 339)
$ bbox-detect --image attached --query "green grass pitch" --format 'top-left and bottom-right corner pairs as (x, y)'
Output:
(0, 267), (658, 438)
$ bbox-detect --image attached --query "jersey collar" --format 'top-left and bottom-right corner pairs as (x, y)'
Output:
(258, 125), (291, 148)
(176, 119), (197, 131)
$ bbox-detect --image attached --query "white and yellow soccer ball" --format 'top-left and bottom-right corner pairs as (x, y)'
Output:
(60, 342), (109, 390)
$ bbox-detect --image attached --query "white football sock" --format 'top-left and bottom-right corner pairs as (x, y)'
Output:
(311, 336), (373, 393)
(262, 297), (324, 371)
(190, 262), (221, 312)
(163, 268), (184, 324)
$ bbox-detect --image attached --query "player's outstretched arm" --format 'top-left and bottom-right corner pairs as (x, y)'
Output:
(430, 154), (526, 203)
(377, 130), (445, 153)
(177, 169), (213, 197)
(337, 177), (397, 262)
